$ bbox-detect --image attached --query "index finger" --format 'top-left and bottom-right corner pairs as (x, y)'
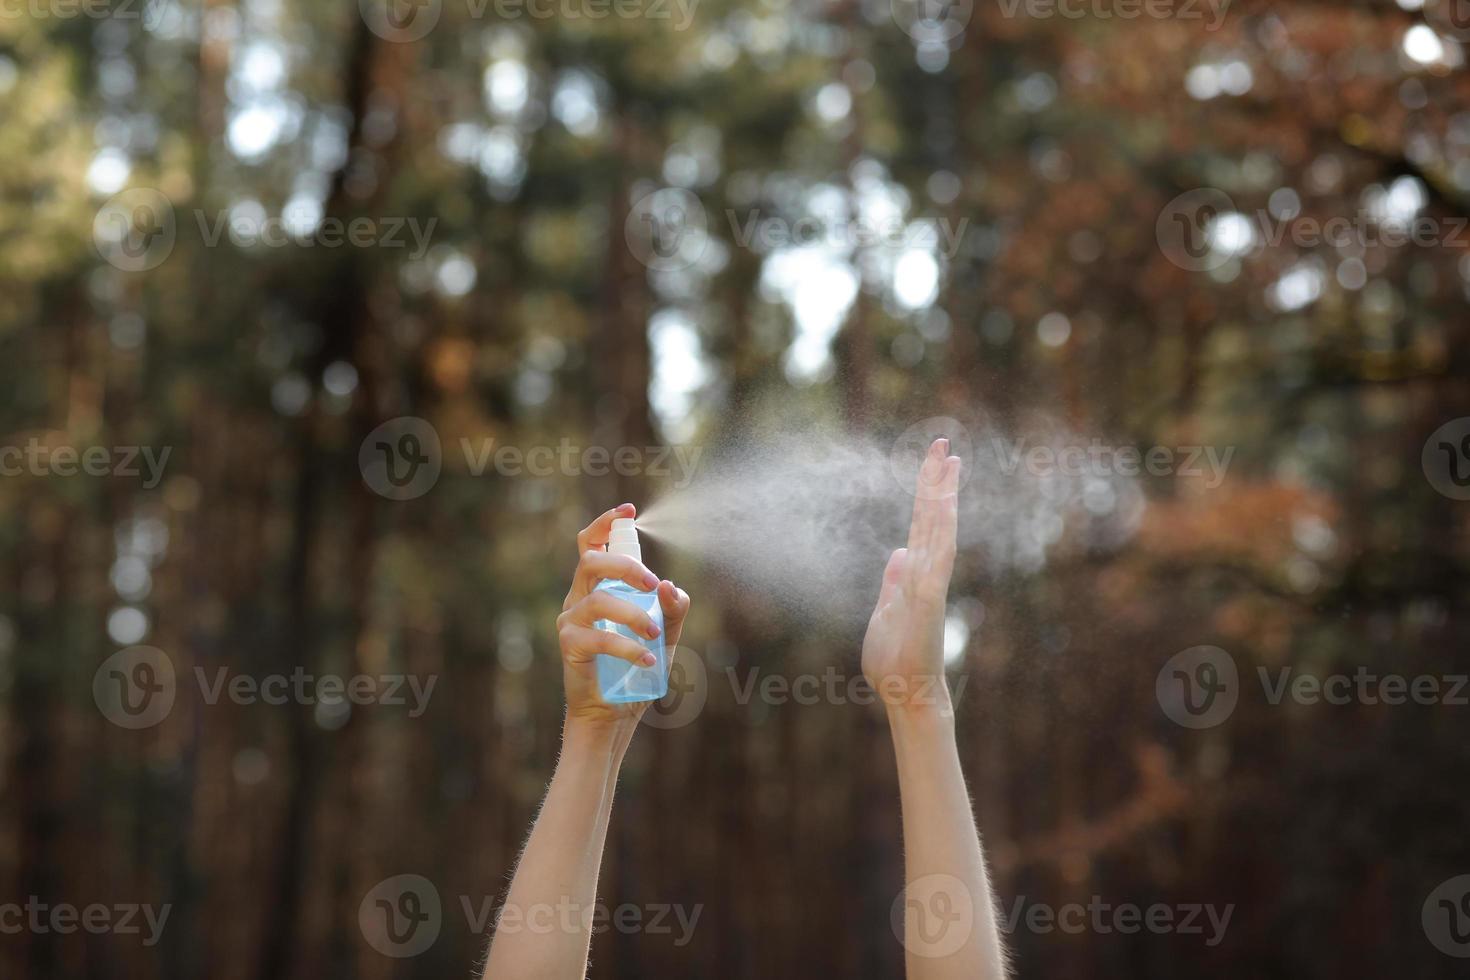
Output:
(906, 438), (950, 552)
(921, 456), (961, 581)
(577, 502), (636, 554)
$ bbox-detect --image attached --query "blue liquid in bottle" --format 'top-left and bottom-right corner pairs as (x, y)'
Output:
(595, 518), (668, 703)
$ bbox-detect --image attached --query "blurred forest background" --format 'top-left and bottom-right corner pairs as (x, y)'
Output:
(3, 0), (1470, 976)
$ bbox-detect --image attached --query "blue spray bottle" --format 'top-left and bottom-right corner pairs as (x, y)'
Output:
(595, 518), (668, 703)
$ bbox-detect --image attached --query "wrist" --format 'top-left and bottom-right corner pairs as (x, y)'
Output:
(886, 695), (957, 735)
(563, 713), (638, 761)
(876, 672), (955, 716)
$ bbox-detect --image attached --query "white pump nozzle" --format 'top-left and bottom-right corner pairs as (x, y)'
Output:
(608, 517), (642, 562)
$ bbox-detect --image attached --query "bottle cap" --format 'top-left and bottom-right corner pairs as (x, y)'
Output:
(608, 517), (642, 562)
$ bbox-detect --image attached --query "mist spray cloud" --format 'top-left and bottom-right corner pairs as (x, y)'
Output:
(635, 416), (1144, 623)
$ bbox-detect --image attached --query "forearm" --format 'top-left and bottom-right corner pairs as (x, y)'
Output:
(889, 701), (1006, 980)
(483, 719), (635, 980)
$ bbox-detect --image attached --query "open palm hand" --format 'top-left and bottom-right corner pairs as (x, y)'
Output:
(862, 438), (962, 713)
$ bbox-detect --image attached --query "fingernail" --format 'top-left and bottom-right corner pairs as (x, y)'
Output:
(939, 438), (949, 455)
(643, 572), (659, 590)
(640, 652), (657, 666)
(618, 502), (635, 513)
(647, 622), (662, 638)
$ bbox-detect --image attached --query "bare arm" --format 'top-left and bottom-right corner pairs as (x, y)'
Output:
(484, 719), (632, 979)
(863, 439), (1007, 980)
(483, 503), (690, 980)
